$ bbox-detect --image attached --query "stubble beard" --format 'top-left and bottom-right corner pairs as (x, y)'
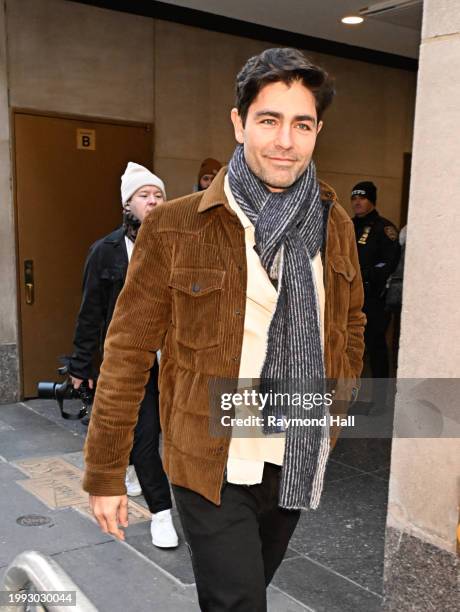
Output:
(256, 165), (307, 191)
(248, 153), (310, 191)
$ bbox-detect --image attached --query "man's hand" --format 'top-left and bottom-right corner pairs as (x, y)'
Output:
(89, 495), (129, 541)
(71, 376), (94, 390)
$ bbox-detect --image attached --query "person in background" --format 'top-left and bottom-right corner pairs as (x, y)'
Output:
(68, 162), (178, 549)
(351, 181), (401, 407)
(196, 157), (222, 191)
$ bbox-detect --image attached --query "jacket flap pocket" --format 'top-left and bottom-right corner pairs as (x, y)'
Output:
(331, 256), (356, 282)
(100, 267), (124, 281)
(169, 268), (225, 297)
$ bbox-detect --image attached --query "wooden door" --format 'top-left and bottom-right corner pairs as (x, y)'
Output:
(14, 112), (153, 397)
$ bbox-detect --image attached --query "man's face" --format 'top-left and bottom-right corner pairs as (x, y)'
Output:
(199, 171), (218, 190)
(351, 195), (375, 218)
(231, 80), (323, 192)
(129, 185), (165, 222)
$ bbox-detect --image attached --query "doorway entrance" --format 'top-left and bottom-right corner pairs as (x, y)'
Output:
(13, 111), (153, 397)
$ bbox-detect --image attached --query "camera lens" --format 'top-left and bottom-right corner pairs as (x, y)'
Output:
(37, 382), (57, 399)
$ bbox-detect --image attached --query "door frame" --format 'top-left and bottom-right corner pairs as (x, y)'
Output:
(400, 152), (412, 229)
(11, 108), (154, 398)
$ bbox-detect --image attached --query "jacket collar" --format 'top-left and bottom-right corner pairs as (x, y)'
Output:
(103, 226), (127, 246)
(197, 166), (234, 215)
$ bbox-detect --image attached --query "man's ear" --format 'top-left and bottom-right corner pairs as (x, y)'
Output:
(317, 120), (324, 135)
(231, 108), (244, 144)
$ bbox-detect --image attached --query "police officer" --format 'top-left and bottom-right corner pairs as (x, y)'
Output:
(351, 181), (400, 406)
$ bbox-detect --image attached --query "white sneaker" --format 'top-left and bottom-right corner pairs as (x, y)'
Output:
(125, 466), (142, 497)
(150, 509), (179, 548)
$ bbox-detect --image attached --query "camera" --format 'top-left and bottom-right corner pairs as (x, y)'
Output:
(37, 365), (94, 420)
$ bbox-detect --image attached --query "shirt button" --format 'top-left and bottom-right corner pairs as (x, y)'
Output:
(237, 265), (243, 271)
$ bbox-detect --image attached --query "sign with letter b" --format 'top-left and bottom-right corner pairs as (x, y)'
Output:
(76, 128), (96, 151)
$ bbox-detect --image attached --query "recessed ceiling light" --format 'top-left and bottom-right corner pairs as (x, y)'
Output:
(341, 15), (364, 25)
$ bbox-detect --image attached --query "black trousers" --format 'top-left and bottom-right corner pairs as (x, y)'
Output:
(129, 362), (172, 514)
(173, 463), (301, 612)
(364, 297), (391, 407)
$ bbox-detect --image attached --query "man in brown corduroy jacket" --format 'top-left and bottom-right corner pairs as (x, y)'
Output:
(84, 47), (365, 611)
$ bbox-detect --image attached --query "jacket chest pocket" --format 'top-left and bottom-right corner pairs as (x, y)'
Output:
(169, 268), (225, 350)
(331, 255), (356, 282)
(99, 267), (125, 296)
(329, 255), (356, 324)
(100, 267), (124, 282)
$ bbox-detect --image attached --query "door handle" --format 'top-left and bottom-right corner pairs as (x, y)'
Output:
(24, 260), (34, 305)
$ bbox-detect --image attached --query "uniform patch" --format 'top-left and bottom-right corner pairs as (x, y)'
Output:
(384, 226), (398, 241)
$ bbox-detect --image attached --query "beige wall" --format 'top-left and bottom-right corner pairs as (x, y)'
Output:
(314, 55), (416, 224)
(387, 0), (460, 553)
(7, 0), (155, 122)
(153, 19), (417, 224)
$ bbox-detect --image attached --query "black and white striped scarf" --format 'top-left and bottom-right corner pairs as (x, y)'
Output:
(228, 145), (330, 510)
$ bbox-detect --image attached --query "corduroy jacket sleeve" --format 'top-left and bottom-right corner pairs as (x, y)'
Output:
(345, 221), (366, 379)
(82, 213), (171, 496)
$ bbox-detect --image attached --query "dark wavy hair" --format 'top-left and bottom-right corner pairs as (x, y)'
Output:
(235, 47), (335, 125)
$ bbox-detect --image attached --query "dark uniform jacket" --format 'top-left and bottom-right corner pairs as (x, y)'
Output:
(83, 167), (366, 504)
(69, 227), (128, 380)
(352, 209), (400, 300)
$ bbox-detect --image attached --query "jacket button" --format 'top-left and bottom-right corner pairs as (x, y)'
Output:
(237, 265), (243, 271)
(191, 283), (201, 293)
(231, 357), (238, 362)
(235, 310), (241, 316)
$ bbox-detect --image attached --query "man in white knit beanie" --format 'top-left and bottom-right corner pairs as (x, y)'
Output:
(69, 162), (178, 549)
(121, 162), (166, 242)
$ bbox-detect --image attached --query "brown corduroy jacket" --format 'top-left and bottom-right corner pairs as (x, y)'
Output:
(83, 168), (365, 505)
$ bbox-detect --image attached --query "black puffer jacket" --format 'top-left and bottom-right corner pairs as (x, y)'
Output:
(68, 227), (128, 380)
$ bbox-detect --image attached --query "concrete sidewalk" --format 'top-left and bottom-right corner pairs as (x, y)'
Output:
(0, 399), (390, 611)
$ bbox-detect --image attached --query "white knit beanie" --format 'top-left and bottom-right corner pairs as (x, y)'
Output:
(121, 162), (166, 205)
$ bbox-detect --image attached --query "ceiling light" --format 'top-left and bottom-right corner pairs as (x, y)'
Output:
(341, 15), (364, 25)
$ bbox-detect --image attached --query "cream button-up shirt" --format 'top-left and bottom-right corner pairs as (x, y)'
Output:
(224, 175), (325, 484)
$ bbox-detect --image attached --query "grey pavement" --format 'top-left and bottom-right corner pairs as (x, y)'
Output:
(0, 399), (391, 610)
